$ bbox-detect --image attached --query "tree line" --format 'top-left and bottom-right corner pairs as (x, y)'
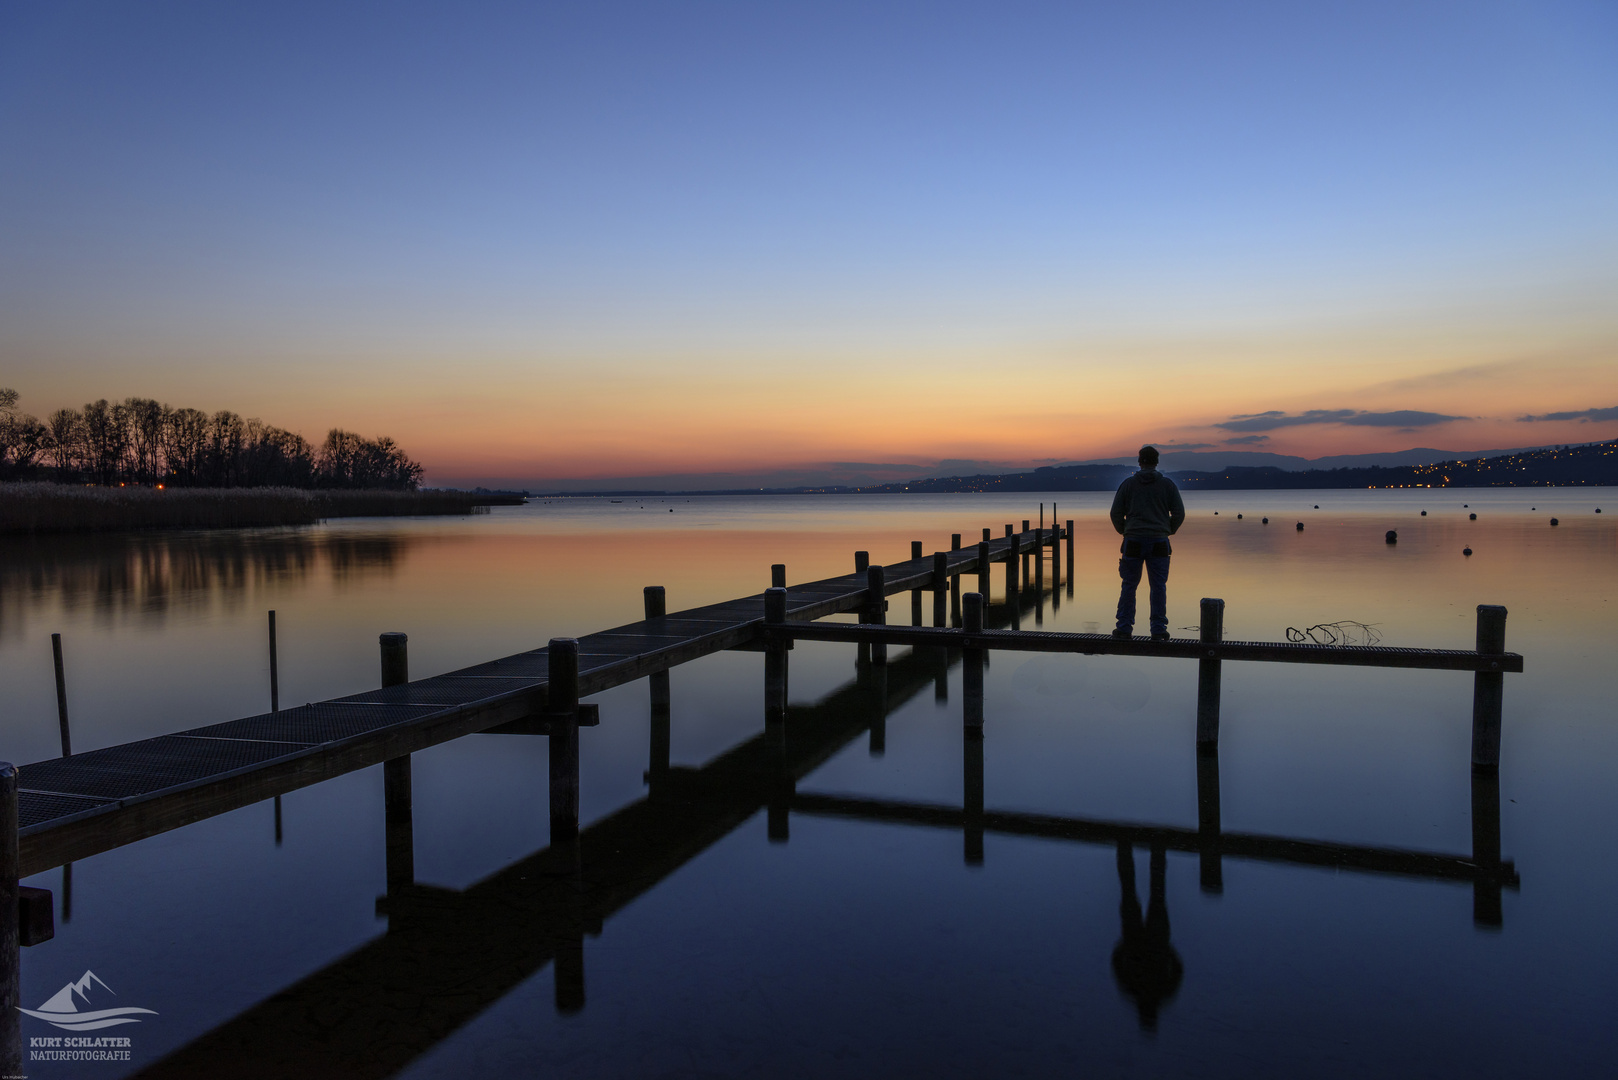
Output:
(0, 389), (425, 489)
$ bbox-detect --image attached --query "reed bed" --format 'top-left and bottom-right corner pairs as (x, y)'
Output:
(0, 483), (518, 534)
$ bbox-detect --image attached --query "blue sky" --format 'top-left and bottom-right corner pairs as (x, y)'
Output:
(3, 1), (1615, 484)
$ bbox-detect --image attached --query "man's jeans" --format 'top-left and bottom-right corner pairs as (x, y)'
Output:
(1115, 540), (1170, 635)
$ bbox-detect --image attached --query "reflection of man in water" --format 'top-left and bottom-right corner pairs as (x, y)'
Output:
(1110, 445), (1185, 640)
(1112, 842), (1183, 1032)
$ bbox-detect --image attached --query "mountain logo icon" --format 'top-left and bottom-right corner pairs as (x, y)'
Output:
(17, 971), (158, 1031)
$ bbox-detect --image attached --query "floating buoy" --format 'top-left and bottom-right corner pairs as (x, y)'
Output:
(1463, 547), (1472, 556)
(1532, 507), (1536, 511)
(1237, 513), (1243, 519)
(1213, 511), (1218, 515)
(1550, 518), (1559, 526)
(1385, 530), (1397, 544)
(1262, 517), (1269, 524)
(1313, 504), (1319, 509)
(1296, 522), (1304, 531)
(1597, 508), (1603, 514)
(1469, 513), (1476, 520)
(1420, 510), (1427, 516)
(1463, 504), (1469, 508)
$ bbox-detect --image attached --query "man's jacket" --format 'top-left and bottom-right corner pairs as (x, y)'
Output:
(1110, 469), (1186, 552)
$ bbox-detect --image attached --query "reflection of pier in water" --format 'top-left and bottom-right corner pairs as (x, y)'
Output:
(133, 579), (1517, 1078)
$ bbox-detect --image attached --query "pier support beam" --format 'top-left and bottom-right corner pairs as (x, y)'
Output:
(1196, 599), (1225, 751)
(548, 638), (581, 845)
(962, 590), (985, 865)
(976, 540), (991, 605)
(764, 588), (789, 724)
(645, 587), (671, 779)
(963, 593), (985, 732)
(1471, 605), (1507, 770)
(1066, 519), (1075, 596)
(1, 763), (19, 1078)
(379, 633), (414, 893)
(52, 633), (71, 757)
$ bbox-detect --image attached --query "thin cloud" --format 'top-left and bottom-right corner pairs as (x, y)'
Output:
(1517, 405), (1618, 423)
(1215, 409), (1465, 433)
(1223, 434), (1270, 445)
(1155, 441), (1215, 451)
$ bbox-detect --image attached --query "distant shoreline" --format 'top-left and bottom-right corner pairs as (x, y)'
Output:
(0, 483), (523, 535)
(533, 440), (1618, 497)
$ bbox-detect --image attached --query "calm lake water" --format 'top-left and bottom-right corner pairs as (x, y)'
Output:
(1, 490), (1615, 1078)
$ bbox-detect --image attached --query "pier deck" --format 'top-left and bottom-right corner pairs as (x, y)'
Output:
(12, 530), (1022, 876)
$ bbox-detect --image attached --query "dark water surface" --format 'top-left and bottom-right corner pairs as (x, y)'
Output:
(1, 491), (1614, 1078)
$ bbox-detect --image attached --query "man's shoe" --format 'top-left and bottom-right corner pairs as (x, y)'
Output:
(1111, 628), (1131, 639)
(1150, 630), (1171, 641)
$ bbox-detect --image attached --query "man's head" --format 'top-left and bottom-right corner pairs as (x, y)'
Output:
(1138, 445), (1159, 469)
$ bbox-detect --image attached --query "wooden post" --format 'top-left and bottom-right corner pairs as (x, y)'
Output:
(1472, 605), (1507, 770)
(1005, 524), (1013, 537)
(1196, 750), (1223, 893)
(644, 586), (671, 716)
(1197, 599), (1224, 750)
(51, 633), (70, 757)
(765, 587), (789, 724)
(933, 551), (949, 627)
(1471, 767), (1503, 927)
(0, 764), (17, 1078)
(1040, 503), (1044, 529)
(910, 541), (925, 622)
(865, 565), (886, 665)
(1034, 529), (1044, 590)
(548, 638), (581, 843)
(855, 550), (869, 573)
(912, 540), (923, 561)
(268, 610), (280, 713)
(379, 633), (413, 892)
(982, 528), (991, 542)
(771, 564), (786, 589)
(963, 593), (984, 731)
(977, 540), (990, 600)
(645, 587), (670, 780)
(270, 611), (281, 841)
(1006, 534), (1020, 593)
(1051, 524), (1061, 593)
(1065, 519), (1075, 590)
(951, 533), (962, 552)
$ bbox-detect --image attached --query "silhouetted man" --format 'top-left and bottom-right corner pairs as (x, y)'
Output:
(1110, 445), (1184, 640)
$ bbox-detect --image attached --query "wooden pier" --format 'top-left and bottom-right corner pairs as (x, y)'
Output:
(121, 586), (1517, 1079)
(0, 518), (1524, 1074)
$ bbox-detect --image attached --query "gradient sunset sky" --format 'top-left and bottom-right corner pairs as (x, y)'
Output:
(2, 1), (1615, 488)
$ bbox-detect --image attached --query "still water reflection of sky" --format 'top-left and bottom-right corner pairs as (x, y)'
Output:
(1, 490), (1614, 1078)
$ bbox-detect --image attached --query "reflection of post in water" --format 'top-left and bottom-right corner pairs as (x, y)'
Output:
(1196, 751), (1222, 893)
(1112, 842), (1183, 1033)
(964, 728), (984, 866)
(1006, 535), (1021, 631)
(1471, 768), (1502, 927)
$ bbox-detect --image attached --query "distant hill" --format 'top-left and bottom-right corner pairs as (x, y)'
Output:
(818, 441), (1618, 494)
(1065, 445), (1558, 473)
